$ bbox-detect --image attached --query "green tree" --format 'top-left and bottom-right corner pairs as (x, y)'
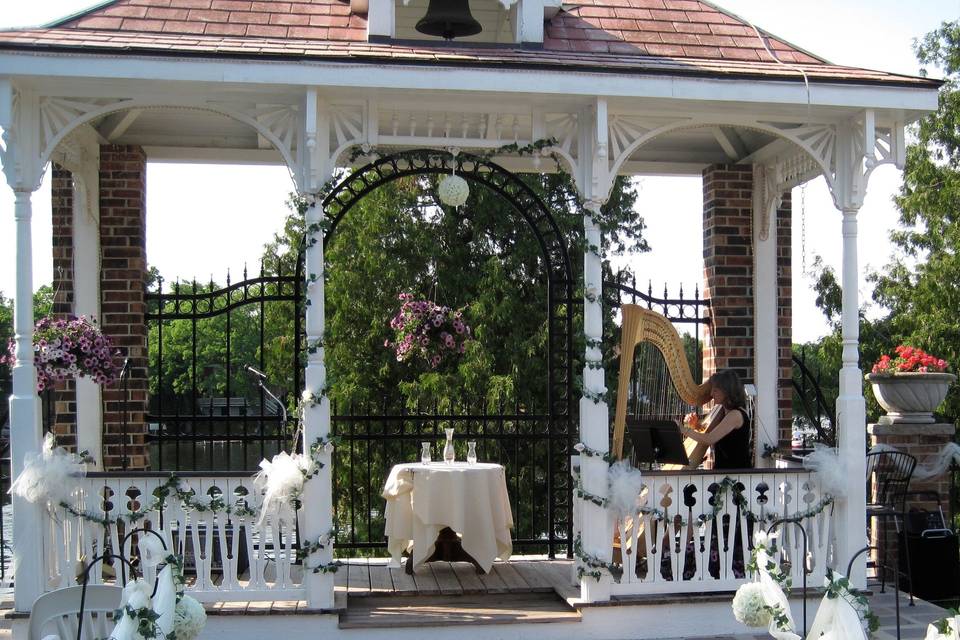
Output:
(796, 21), (960, 427)
(870, 20), (960, 423)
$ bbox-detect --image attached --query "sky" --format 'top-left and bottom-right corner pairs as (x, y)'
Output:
(0, 0), (957, 344)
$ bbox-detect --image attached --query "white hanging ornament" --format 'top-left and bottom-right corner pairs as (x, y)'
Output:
(438, 173), (469, 207)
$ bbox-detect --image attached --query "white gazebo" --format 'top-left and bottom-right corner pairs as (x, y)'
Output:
(0, 0), (942, 637)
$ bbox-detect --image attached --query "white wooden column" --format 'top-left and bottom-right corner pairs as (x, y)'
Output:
(57, 136), (103, 468)
(580, 202), (611, 602)
(575, 97), (613, 602)
(752, 165), (779, 466)
(10, 188), (46, 610)
(300, 90), (335, 610)
(2, 80), (48, 611)
(836, 205), (867, 586)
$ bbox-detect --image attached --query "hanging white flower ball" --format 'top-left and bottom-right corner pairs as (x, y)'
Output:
(732, 582), (772, 628)
(438, 174), (469, 207)
(173, 595), (207, 640)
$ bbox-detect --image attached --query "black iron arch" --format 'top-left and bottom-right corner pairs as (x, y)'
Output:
(321, 149), (575, 554)
(322, 150), (572, 289)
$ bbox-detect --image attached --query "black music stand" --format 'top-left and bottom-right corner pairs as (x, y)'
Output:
(627, 418), (689, 467)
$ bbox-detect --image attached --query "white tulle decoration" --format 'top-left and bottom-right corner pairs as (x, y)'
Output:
(607, 460), (644, 517)
(173, 595), (207, 640)
(753, 531), (801, 640)
(152, 565), (178, 637)
(438, 174), (469, 207)
(109, 579), (153, 640)
(254, 451), (315, 527)
(137, 535), (166, 570)
(869, 442), (960, 480)
(805, 572), (868, 640)
(802, 444), (847, 497)
(926, 614), (960, 639)
(9, 433), (86, 507)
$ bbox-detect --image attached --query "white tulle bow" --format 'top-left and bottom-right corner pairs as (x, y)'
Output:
(9, 433), (86, 507)
(253, 451), (315, 527)
(607, 460), (644, 517)
(802, 444), (847, 498)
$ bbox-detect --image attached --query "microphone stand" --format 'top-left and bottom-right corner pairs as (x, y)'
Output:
(247, 367), (287, 438)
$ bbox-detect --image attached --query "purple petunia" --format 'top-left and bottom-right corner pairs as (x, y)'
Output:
(386, 294), (473, 368)
(2, 315), (123, 392)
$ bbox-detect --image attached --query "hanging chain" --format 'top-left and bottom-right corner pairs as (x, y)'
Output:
(800, 183), (808, 277)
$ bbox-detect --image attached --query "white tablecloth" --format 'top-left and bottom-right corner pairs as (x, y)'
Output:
(382, 462), (513, 572)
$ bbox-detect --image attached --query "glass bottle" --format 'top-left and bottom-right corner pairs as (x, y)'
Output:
(443, 428), (456, 464)
(467, 441), (478, 465)
(421, 441), (431, 465)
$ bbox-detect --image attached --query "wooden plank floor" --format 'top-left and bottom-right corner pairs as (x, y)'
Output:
(336, 557), (580, 628)
(335, 557), (577, 600)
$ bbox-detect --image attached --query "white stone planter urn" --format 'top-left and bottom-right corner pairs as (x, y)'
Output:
(865, 372), (957, 424)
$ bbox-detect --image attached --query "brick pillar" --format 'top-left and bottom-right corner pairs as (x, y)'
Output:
(50, 165), (77, 450)
(99, 145), (149, 470)
(702, 165), (793, 447)
(776, 195), (793, 445)
(702, 165), (755, 385)
(867, 422), (956, 580)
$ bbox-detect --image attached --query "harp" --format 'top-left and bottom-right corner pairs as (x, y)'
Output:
(612, 304), (709, 467)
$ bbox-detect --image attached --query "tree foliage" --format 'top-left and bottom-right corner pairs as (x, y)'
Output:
(798, 21), (960, 426)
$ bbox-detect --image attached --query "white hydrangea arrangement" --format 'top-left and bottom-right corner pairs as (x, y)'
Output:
(172, 594), (207, 640)
(732, 581), (773, 628)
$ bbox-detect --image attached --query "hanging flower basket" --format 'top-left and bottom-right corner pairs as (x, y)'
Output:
(866, 346), (955, 424)
(1, 315), (123, 392)
(385, 293), (471, 368)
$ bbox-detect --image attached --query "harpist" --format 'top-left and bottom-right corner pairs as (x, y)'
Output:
(678, 369), (751, 470)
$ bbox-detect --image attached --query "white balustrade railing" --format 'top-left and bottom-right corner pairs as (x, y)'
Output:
(576, 468), (834, 597)
(43, 474), (304, 603)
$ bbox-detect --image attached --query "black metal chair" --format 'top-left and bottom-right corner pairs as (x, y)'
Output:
(866, 450), (917, 607)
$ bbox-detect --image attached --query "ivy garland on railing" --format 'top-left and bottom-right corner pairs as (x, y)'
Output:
(53, 434), (341, 530)
(572, 467), (835, 530)
(56, 474), (258, 528)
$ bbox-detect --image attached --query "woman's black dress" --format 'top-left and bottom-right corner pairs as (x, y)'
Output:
(712, 407), (751, 469)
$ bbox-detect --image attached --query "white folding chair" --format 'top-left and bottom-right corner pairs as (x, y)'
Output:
(28, 584), (123, 640)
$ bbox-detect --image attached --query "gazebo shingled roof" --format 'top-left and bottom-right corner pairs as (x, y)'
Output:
(0, 0), (937, 87)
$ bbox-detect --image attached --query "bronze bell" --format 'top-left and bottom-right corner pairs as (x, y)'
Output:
(415, 0), (483, 40)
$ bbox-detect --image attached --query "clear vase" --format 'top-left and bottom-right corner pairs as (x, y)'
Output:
(443, 428), (455, 464)
(421, 441), (431, 465)
(467, 441), (477, 465)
